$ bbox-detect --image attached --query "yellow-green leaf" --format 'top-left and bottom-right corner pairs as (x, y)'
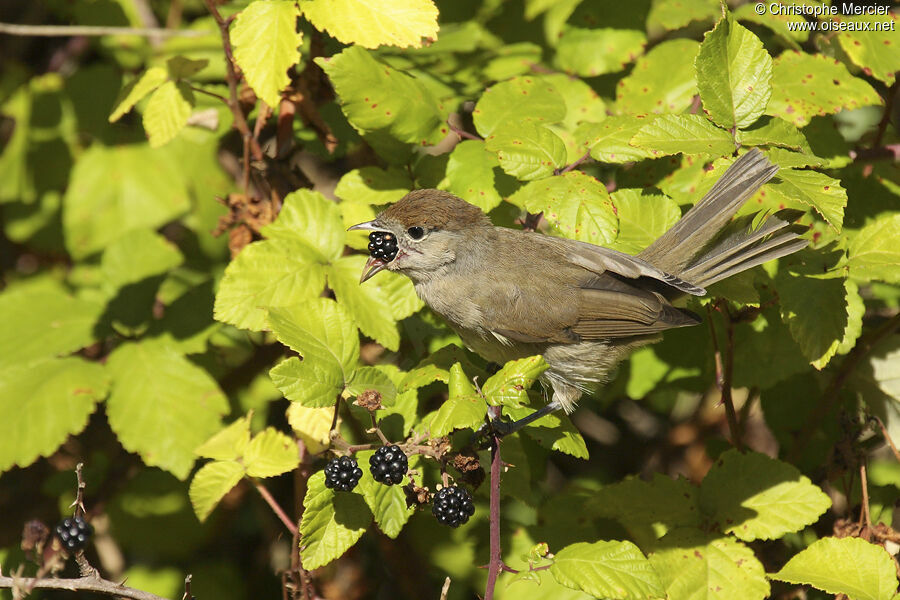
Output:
(109, 66), (167, 122)
(299, 0), (438, 49)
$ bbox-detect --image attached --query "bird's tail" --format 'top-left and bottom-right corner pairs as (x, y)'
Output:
(638, 149), (808, 289)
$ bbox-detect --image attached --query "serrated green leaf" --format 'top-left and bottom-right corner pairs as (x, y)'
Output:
(647, 0), (720, 32)
(341, 201), (378, 251)
(773, 536), (898, 600)
(355, 450), (414, 538)
(616, 39), (700, 115)
(346, 366), (397, 406)
(766, 51), (882, 127)
(837, 15), (900, 85)
(738, 115), (808, 150)
(505, 405), (589, 459)
(472, 75), (566, 137)
(300, 471), (372, 570)
(511, 171), (618, 244)
(334, 166), (412, 206)
(576, 115), (659, 164)
(776, 269), (848, 369)
(430, 363), (487, 437)
(482, 356), (548, 408)
(442, 140), (503, 212)
(768, 168), (847, 231)
(261, 189), (346, 262)
(195, 416), (251, 461)
(699, 449), (831, 541)
(271, 357), (345, 407)
(109, 66), (167, 122)
(649, 529), (770, 600)
(189, 460), (244, 521)
(214, 239), (326, 331)
(733, 2), (808, 48)
(695, 14), (773, 130)
(327, 255), (403, 350)
(231, 0), (302, 108)
(316, 46), (445, 145)
(377, 267), (423, 321)
(630, 114), (735, 157)
(268, 298), (359, 375)
(143, 80), (193, 148)
(0, 357), (107, 472)
(244, 428), (300, 478)
(550, 540), (663, 600)
(0, 287), (103, 370)
(165, 55), (209, 79)
(106, 340), (229, 479)
(484, 122), (568, 181)
(299, 0), (438, 49)
(63, 144), (190, 259)
(543, 73), (607, 130)
(837, 279), (864, 355)
(849, 213), (900, 284)
(101, 228), (183, 291)
(287, 404), (334, 454)
(399, 363), (448, 392)
(609, 189), (680, 254)
(554, 28), (646, 77)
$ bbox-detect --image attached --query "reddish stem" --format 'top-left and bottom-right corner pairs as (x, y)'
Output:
(252, 479), (298, 535)
(484, 409), (503, 600)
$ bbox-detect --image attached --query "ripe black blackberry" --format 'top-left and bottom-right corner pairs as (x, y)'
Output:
(432, 486), (475, 528)
(324, 456), (363, 492)
(369, 445), (408, 485)
(54, 516), (93, 553)
(368, 232), (398, 262)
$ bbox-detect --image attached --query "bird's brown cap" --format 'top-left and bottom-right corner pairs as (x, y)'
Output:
(380, 190), (490, 231)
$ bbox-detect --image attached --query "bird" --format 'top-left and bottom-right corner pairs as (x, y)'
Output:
(349, 149), (808, 434)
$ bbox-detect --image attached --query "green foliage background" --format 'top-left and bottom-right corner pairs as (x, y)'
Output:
(1, 0), (899, 599)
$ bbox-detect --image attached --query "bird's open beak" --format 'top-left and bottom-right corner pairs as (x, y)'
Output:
(348, 220), (388, 283)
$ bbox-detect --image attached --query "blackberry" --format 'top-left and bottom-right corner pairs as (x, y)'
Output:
(324, 456), (363, 492)
(54, 516), (93, 553)
(369, 445), (408, 485)
(367, 231), (398, 262)
(432, 486), (475, 528)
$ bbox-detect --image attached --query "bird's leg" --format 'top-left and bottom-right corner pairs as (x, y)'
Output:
(471, 399), (563, 447)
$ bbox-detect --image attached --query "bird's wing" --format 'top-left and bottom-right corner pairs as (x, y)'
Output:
(570, 288), (700, 339)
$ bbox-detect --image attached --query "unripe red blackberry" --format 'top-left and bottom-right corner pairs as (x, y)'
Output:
(432, 486), (475, 528)
(369, 445), (408, 485)
(54, 516), (93, 553)
(324, 456), (363, 492)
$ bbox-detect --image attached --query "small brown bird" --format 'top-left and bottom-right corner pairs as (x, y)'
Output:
(350, 150), (807, 433)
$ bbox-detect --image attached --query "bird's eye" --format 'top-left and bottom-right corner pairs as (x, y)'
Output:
(407, 226), (425, 240)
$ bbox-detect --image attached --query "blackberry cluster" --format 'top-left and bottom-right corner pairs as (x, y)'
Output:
(432, 486), (475, 528)
(324, 456), (363, 492)
(368, 231), (398, 262)
(369, 445), (408, 485)
(54, 516), (93, 553)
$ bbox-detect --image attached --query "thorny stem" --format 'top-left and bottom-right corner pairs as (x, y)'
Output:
(555, 150), (591, 175)
(447, 121), (481, 141)
(859, 462), (872, 532)
(187, 84), (229, 105)
(484, 407), (503, 600)
(873, 416), (900, 463)
(708, 303), (743, 451)
(252, 479), (298, 536)
(0, 575), (173, 600)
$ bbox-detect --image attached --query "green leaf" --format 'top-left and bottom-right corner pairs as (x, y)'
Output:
(355, 450), (414, 538)
(543, 73), (607, 130)
(649, 529), (770, 600)
(738, 116), (807, 150)
(106, 340), (229, 480)
(767, 168), (847, 231)
(189, 460), (244, 521)
(195, 416), (251, 461)
(244, 428), (300, 478)
(300, 471), (372, 570)
(299, 0), (438, 49)
(261, 189), (346, 262)
(576, 115), (658, 164)
(334, 166), (412, 206)
(838, 279), (864, 355)
(213, 239), (326, 331)
(165, 55), (209, 79)
(429, 363), (487, 437)
(773, 536), (899, 600)
(442, 140), (503, 212)
(482, 355), (548, 408)
(509, 406), (589, 459)
(316, 46), (445, 145)
(472, 75), (566, 137)
(268, 298), (359, 375)
(630, 114), (735, 157)
(327, 255), (404, 350)
(0, 357), (107, 472)
(100, 228), (183, 290)
(849, 213), (900, 283)
(109, 66), (168, 122)
(0, 286), (103, 370)
(270, 357), (345, 407)
(609, 189), (680, 254)
(766, 50), (882, 127)
(143, 80), (193, 148)
(699, 449), (831, 541)
(63, 144), (190, 259)
(550, 540), (664, 600)
(554, 28), (646, 77)
(484, 122), (568, 181)
(346, 366), (397, 406)
(776, 268), (848, 369)
(230, 0), (302, 108)
(616, 39), (700, 115)
(836, 15), (900, 85)
(647, 0), (719, 32)
(695, 14), (773, 130)
(511, 171), (618, 245)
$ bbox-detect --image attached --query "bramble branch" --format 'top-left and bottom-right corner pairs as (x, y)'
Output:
(0, 22), (208, 37)
(0, 574), (172, 600)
